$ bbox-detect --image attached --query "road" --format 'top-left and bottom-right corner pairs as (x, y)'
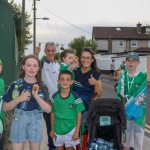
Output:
(101, 77), (150, 150)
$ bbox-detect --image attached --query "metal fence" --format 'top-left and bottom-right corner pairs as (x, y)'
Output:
(0, 0), (20, 87)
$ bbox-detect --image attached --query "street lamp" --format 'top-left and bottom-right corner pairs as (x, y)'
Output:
(36, 17), (49, 20)
(33, 17), (49, 54)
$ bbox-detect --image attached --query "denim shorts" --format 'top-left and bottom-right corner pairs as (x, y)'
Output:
(10, 108), (42, 143)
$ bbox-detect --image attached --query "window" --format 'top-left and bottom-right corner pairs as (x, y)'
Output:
(119, 40), (124, 47)
(116, 27), (121, 31)
(146, 28), (150, 34)
(131, 40), (137, 47)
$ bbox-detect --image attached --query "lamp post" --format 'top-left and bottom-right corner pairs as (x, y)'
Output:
(33, 17), (49, 54)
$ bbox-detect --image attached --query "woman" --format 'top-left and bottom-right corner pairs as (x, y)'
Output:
(72, 48), (102, 150)
(73, 47), (102, 110)
(72, 47), (103, 149)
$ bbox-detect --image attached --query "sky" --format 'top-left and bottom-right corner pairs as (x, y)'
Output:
(13, 0), (150, 58)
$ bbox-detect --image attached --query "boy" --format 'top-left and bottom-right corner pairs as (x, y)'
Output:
(120, 60), (126, 71)
(50, 70), (85, 150)
(116, 52), (147, 150)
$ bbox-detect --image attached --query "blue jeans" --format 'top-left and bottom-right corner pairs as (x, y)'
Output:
(43, 112), (55, 150)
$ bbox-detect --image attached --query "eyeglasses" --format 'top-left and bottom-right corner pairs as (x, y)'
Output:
(80, 56), (92, 61)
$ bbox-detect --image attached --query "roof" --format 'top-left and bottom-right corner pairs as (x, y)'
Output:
(133, 47), (150, 52)
(93, 26), (150, 40)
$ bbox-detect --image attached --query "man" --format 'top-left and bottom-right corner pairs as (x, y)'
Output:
(35, 42), (60, 150)
(110, 59), (116, 81)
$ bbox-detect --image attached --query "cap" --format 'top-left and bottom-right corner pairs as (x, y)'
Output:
(126, 52), (139, 61)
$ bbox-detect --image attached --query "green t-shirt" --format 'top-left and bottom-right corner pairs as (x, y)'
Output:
(115, 71), (147, 128)
(120, 64), (126, 71)
(51, 91), (85, 135)
(0, 78), (5, 131)
(60, 63), (75, 80)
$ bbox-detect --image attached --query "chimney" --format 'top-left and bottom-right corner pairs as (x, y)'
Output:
(137, 22), (142, 33)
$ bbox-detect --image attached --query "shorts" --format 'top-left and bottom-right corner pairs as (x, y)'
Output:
(110, 70), (115, 74)
(124, 120), (144, 150)
(53, 128), (80, 147)
(10, 108), (42, 143)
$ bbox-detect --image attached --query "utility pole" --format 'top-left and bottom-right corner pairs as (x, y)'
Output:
(33, 0), (36, 54)
(21, 0), (25, 57)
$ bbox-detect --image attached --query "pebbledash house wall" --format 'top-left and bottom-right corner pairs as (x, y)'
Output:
(96, 39), (150, 53)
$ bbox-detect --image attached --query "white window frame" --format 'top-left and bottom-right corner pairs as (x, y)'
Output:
(119, 40), (124, 47)
(131, 40), (138, 47)
(146, 28), (150, 34)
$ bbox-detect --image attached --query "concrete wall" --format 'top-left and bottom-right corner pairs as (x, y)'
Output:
(95, 54), (147, 72)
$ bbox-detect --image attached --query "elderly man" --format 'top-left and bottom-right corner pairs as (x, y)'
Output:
(35, 42), (60, 150)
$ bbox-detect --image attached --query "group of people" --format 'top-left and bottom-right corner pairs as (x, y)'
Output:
(0, 41), (147, 150)
(110, 59), (126, 81)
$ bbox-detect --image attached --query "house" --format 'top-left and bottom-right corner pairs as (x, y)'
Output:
(92, 23), (150, 54)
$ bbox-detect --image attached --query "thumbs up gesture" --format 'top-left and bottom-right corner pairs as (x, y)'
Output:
(88, 74), (97, 85)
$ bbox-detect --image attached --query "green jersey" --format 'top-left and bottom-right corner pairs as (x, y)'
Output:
(120, 64), (126, 71)
(51, 90), (85, 135)
(116, 70), (147, 128)
(0, 78), (5, 131)
(60, 63), (75, 80)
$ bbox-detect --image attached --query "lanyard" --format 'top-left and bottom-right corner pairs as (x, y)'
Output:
(127, 71), (137, 97)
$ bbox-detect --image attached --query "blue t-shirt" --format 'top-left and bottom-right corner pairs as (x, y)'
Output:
(72, 67), (102, 110)
(3, 78), (50, 111)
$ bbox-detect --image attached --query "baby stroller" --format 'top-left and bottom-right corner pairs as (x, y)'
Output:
(86, 98), (126, 150)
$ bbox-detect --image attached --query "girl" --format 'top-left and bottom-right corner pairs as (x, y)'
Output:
(2, 55), (51, 150)
(59, 49), (79, 80)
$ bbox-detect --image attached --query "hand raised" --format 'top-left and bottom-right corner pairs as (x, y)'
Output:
(32, 84), (39, 96)
(88, 74), (97, 85)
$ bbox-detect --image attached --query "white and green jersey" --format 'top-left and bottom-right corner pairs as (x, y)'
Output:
(51, 90), (85, 135)
(116, 70), (147, 128)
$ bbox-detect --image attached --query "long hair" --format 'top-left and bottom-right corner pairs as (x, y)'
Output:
(19, 55), (43, 88)
(80, 47), (100, 72)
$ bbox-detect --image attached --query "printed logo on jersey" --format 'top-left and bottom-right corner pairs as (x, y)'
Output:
(68, 103), (74, 109)
(135, 83), (140, 88)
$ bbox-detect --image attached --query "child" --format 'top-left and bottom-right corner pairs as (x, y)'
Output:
(59, 49), (79, 80)
(0, 59), (5, 150)
(50, 70), (85, 150)
(110, 59), (116, 81)
(2, 55), (51, 150)
(114, 68), (124, 92)
(116, 52), (147, 150)
(120, 60), (126, 71)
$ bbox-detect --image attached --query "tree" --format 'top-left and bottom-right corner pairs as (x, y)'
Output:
(68, 36), (97, 57)
(10, 0), (32, 52)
